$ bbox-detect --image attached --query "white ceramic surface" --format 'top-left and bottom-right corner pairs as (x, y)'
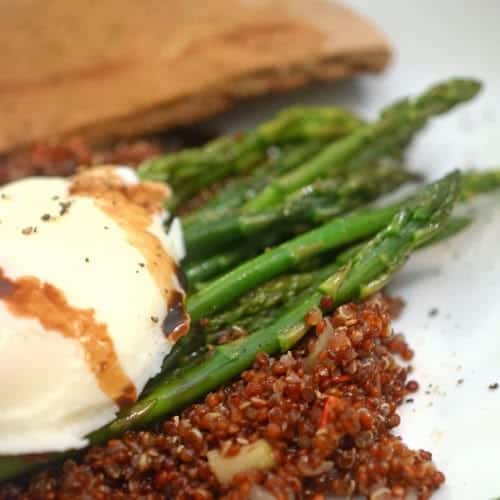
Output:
(213, 2), (500, 498)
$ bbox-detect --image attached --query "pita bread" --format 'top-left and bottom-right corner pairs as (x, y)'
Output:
(0, 0), (391, 153)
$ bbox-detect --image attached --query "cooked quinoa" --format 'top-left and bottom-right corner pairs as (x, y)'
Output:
(0, 295), (444, 500)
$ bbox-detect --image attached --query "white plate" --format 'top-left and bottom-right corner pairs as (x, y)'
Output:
(214, 2), (500, 498)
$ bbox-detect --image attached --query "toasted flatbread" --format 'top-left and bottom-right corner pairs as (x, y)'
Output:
(0, 0), (391, 153)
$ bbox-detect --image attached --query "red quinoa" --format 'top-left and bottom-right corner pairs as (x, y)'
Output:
(0, 295), (444, 500)
(0, 127), (217, 186)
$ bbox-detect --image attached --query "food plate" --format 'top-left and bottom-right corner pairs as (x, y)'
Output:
(0, 3), (498, 498)
(212, 1), (500, 498)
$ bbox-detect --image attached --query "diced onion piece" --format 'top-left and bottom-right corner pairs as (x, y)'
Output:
(207, 439), (276, 484)
(303, 318), (334, 373)
(369, 487), (394, 500)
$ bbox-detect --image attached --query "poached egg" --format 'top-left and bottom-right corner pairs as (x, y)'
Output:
(0, 167), (188, 454)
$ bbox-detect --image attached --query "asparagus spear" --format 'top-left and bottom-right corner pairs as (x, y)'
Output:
(256, 106), (365, 143)
(203, 268), (321, 335)
(183, 163), (416, 257)
(138, 107), (363, 209)
(116, 172), (462, 428)
(186, 203), (400, 323)
(185, 239), (317, 288)
(182, 170), (474, 367)
(322, 171), (461, 302)
(164, 165), (500, 384)
(204, 213), (472, 340)
(182, 141), (325, 222)
(194, 168), (500, 335)
(184, 229), (284, 288)
(243, 79), (480, 212)
(203, 254), (352, 341)
(165, 175), (459, 381)
(175, 251), (354, 372)
(462, 168), (500, 199)
(185, 167), (500, 279)
(423, 216), (471, 246)
(185, 164), (475, 323)
(93, 172), (460, 439)
(0, 172), (460, 482)
(185, 247), (255, 287)
(140, 214), (475, 381)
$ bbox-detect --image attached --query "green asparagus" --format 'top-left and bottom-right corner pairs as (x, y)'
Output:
(183, 163), (416, 257)
(116, 215), (476, 386)
(182, 141), (326, 223)
(186, 204), (401, 323)
(203, 269), (321, 336)
(185, 168), (499, 281)
(462, 168), (500, 199)
(0, 172), (460, 482)
(195, 167), (500, 338)
(138, 107), (363, 209)
(321, 171), (461, 302)
(184, 230), (284, 287)
(162, 173), (464, 379)
(204, 213), (471, 340)
(243, 79), (480, 211)
(185, 247), (255, 286)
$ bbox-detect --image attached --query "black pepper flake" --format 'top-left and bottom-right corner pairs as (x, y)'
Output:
(85, 257), (90, 263)
(41, 213), (51, 222)
(406, 398), (414, 404)
(0, 194), (7, 200)
(52, 195), (60, 201)
(489, 382), (498, 390)
(457, 378), (464, 385)
(104, 226), (109, 230)
(59, 201), (72, 216)
(150, 316), (159, 323)
(428, 308), (439, 317)
(139, 262), (145, 267)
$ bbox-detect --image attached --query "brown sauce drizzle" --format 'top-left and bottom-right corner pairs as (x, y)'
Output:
(162, 290), (190, 343)
(0, 268), (136, 409)
(70, 167), (170, 214)
(70, 167), (190, 342)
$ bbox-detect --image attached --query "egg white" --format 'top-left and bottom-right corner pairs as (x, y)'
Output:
(0, 170), (184, 453)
